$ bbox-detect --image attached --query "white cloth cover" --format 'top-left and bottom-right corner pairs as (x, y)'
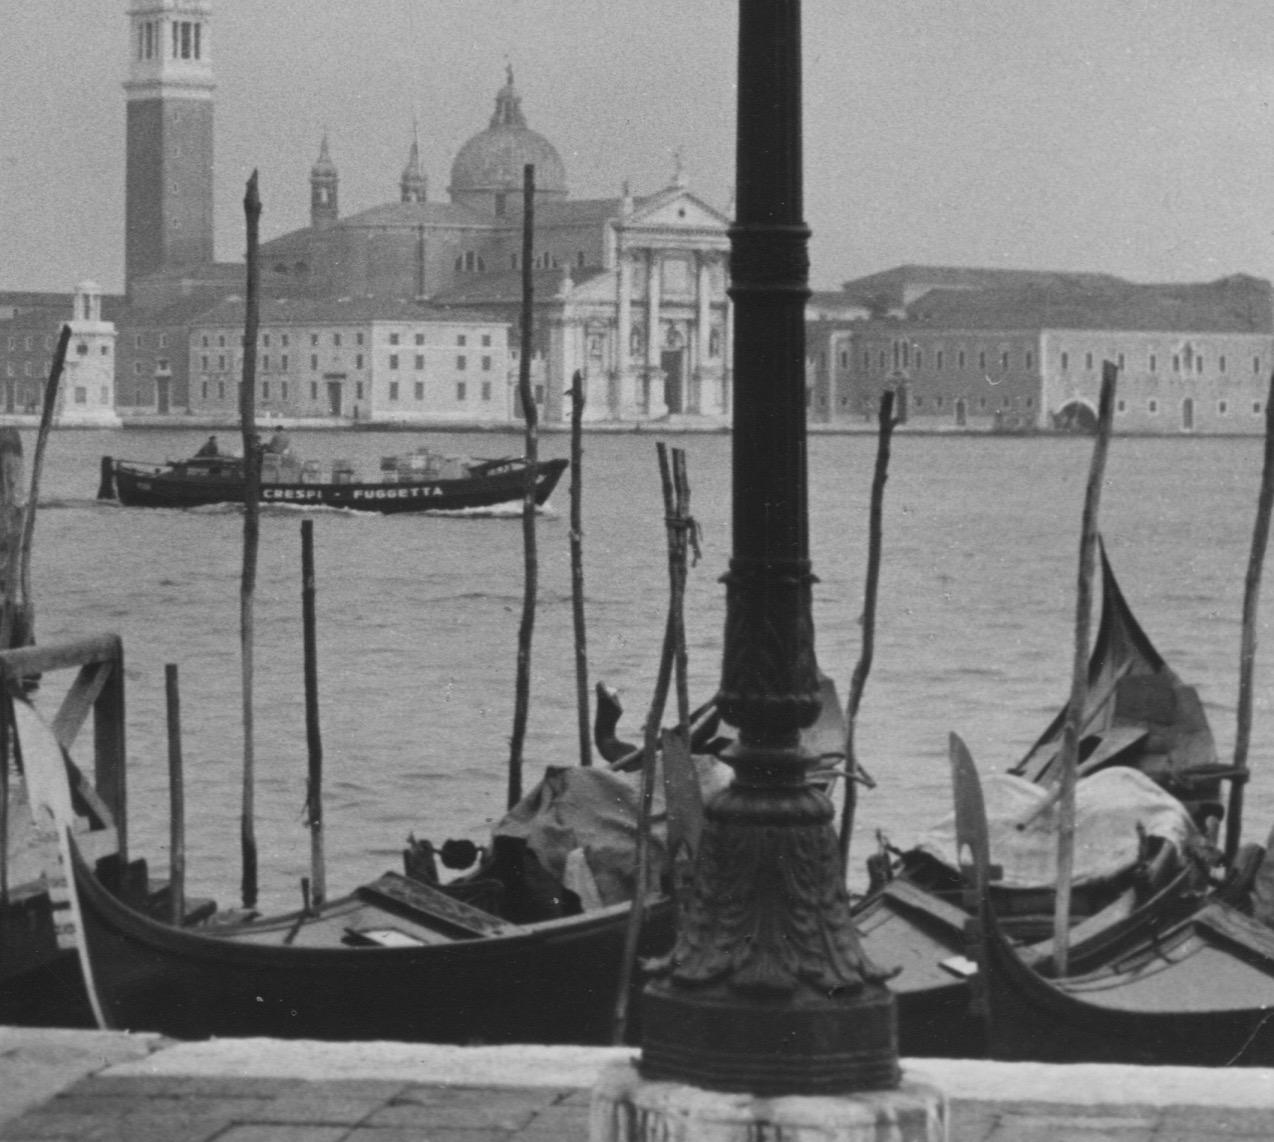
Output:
(914, 766), (1195, 888)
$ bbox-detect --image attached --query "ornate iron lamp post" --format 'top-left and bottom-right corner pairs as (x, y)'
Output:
(639, 0), (900, 1095)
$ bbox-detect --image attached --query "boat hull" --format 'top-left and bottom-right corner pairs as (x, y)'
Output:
(110, 457), (568, 515)
(71, 843), (674, 1044)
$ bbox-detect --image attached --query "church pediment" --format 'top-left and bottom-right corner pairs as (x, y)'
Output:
(624, 189), (729, 234)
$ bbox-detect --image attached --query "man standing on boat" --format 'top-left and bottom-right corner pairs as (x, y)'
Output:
(265, 425), (292, 457)
(195, 435), (220, 458)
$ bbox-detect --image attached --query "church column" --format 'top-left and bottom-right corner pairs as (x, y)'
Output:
(693, 254), (712, 413)
(616, 250), (632, 418)
(722, 284), (734, 417)
(646, 250), (667, 417)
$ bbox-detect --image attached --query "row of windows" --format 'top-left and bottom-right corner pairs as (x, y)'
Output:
(195, 379), (492, 404)
(1117, 398), (1264, 416)
(136, 19), (202, 62)
(197, 351), (495, 374)
(1060, 350), (1264, 375)
(6, 335), (56, 352)
(909, 395), (1036, 412)
(865, 345), (1035, 373)
(197, 330), (494, 350)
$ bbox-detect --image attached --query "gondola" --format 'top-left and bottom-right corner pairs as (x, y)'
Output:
(850, 544), (1232, 1056)
(17, 687), (679, 1044)
(100, 450), (568, 515)
(950, 730), (1274, 1067)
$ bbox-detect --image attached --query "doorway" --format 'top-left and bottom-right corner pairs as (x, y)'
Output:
(327, 381), (343, 417)
(156, 377), (170, 414)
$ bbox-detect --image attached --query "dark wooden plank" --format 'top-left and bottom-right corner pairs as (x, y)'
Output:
(355, 872), (520, 938)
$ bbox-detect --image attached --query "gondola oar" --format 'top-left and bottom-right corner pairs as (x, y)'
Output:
(1226, 371), (1274, 864)
(1053, 362), (1117, 977)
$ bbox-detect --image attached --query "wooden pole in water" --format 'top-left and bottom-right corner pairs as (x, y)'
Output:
(0, 429), (22, 906)
(1226, 372), (1274, 864)
(838, 388), (896, 867)
(1053, 362), (1117, 977)
(239, 171), (262, 910)
(507, 163), (538, 810)
(165, 663), (186, 926)
(613, 442), (693, 1045)
(568, 370), (591, 766)
(301, 519), (326, 909)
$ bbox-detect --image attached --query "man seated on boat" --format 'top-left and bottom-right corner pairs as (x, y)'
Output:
(265, 425), (293, 456)
(194, 435), (220, 458)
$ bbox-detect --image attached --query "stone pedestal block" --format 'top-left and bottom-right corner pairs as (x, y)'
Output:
(590, 1060), (946, 1142)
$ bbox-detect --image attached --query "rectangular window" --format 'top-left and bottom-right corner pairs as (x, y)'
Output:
(310, 354), (318, 370)
(156, 357), (169, 372)
(1150, 354), (1157, 372)
(282, 333), (289, 348)
(415, 333), (425, 346)
(356, 382), (364, 399)
(310, 333), (319, 346)
(262, 354), (270, 371)
(356, 354), (364, 369)
(414, 381), (424, 400)
(281, 354), (289, 371)
(457, 335), (467, 347)
(457, 381), (467, 400)
(201, 382), (208, 399)
(134, 334), (143, 349)
(978, 351), (986, 370)
(389, 333), (400, 346)
(1085, 352), (1093, 370)
(936, 350), (944, 371)
(218, 382), (225, 399)
(201, 335), (209, 348)
(263, 333), (271, 347)
(389, 354), (399, 370)
(481, 356), (492, 371)
(456, 356), (467, 370)
(481, 381), (492, 401)
(415, 354), (424, 370)
(201, 355), (209, 370)
(389, 381), (399, 401)
(262, 382), (270, 400)
(333, 333), (342, 347)
(1197, 357), (1204, 374)
(481, 334), (492, 347)
(218, 334), (226, 347)
(1173, 355), (1180, 373)
(1025, 351), (1033, 369)
(1001, 351), (1009, 370)
(1061, 352), (1069, 371)
(281, 382), (288, 401)
(218, 354), (227, 370)
(957, 349), (965, 369)
(1221, 355), (1228, 373)
(310, 382), (318, 400)
(356, 332), (365, 346)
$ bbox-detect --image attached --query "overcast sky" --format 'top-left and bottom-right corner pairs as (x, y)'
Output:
(3, 2), (1273, 294)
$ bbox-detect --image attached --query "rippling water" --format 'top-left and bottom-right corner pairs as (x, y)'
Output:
(18, 425), (1274, 911)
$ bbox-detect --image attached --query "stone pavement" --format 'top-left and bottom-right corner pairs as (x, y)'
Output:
(1, 1029), (1274, 1140)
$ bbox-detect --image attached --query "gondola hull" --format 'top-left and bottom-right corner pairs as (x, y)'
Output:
(70, 838), (674, 1044)
(109, 457), (568, 514)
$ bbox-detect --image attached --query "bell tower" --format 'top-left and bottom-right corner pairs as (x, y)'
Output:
(123, 0), (215, 298)
(310, 133), (339, 229)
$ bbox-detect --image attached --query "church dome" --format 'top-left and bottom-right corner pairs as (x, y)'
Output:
(448, 68), (567, 211)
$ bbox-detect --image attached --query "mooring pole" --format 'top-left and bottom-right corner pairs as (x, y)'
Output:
(165, 663), (186, 926)
(639, 0), (899, 1095)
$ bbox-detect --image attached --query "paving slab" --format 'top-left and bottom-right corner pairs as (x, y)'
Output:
(2, 1034), (1274, 1142)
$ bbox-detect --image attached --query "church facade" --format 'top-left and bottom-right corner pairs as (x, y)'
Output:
(115, 1), (734, 426)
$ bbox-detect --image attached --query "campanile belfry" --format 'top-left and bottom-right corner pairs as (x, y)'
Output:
(123, 0), (215, 297)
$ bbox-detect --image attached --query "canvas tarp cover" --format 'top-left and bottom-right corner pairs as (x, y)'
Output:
(492, 760), (731, 907)
(914, 765), (1194, 888)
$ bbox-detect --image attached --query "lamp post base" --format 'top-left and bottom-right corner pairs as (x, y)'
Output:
(640, 980), (900, 1096)
(591, 1059), (946, 1142)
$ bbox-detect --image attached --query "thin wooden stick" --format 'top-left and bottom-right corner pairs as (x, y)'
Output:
(1053, 362), (1117, 977)
(568, 370), (591, 766)
(1227, 371), (1274, 863)
(838, 389), (896, 869)
(301, 519), (326, 910)
(165, 663), (186, 926)
(508, 163), (539, 810)
(239, 171), (262, 910)
(613, 442), (687, 1045)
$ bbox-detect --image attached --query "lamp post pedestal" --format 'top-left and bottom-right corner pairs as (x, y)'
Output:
(592, 1060), (946, 1142)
